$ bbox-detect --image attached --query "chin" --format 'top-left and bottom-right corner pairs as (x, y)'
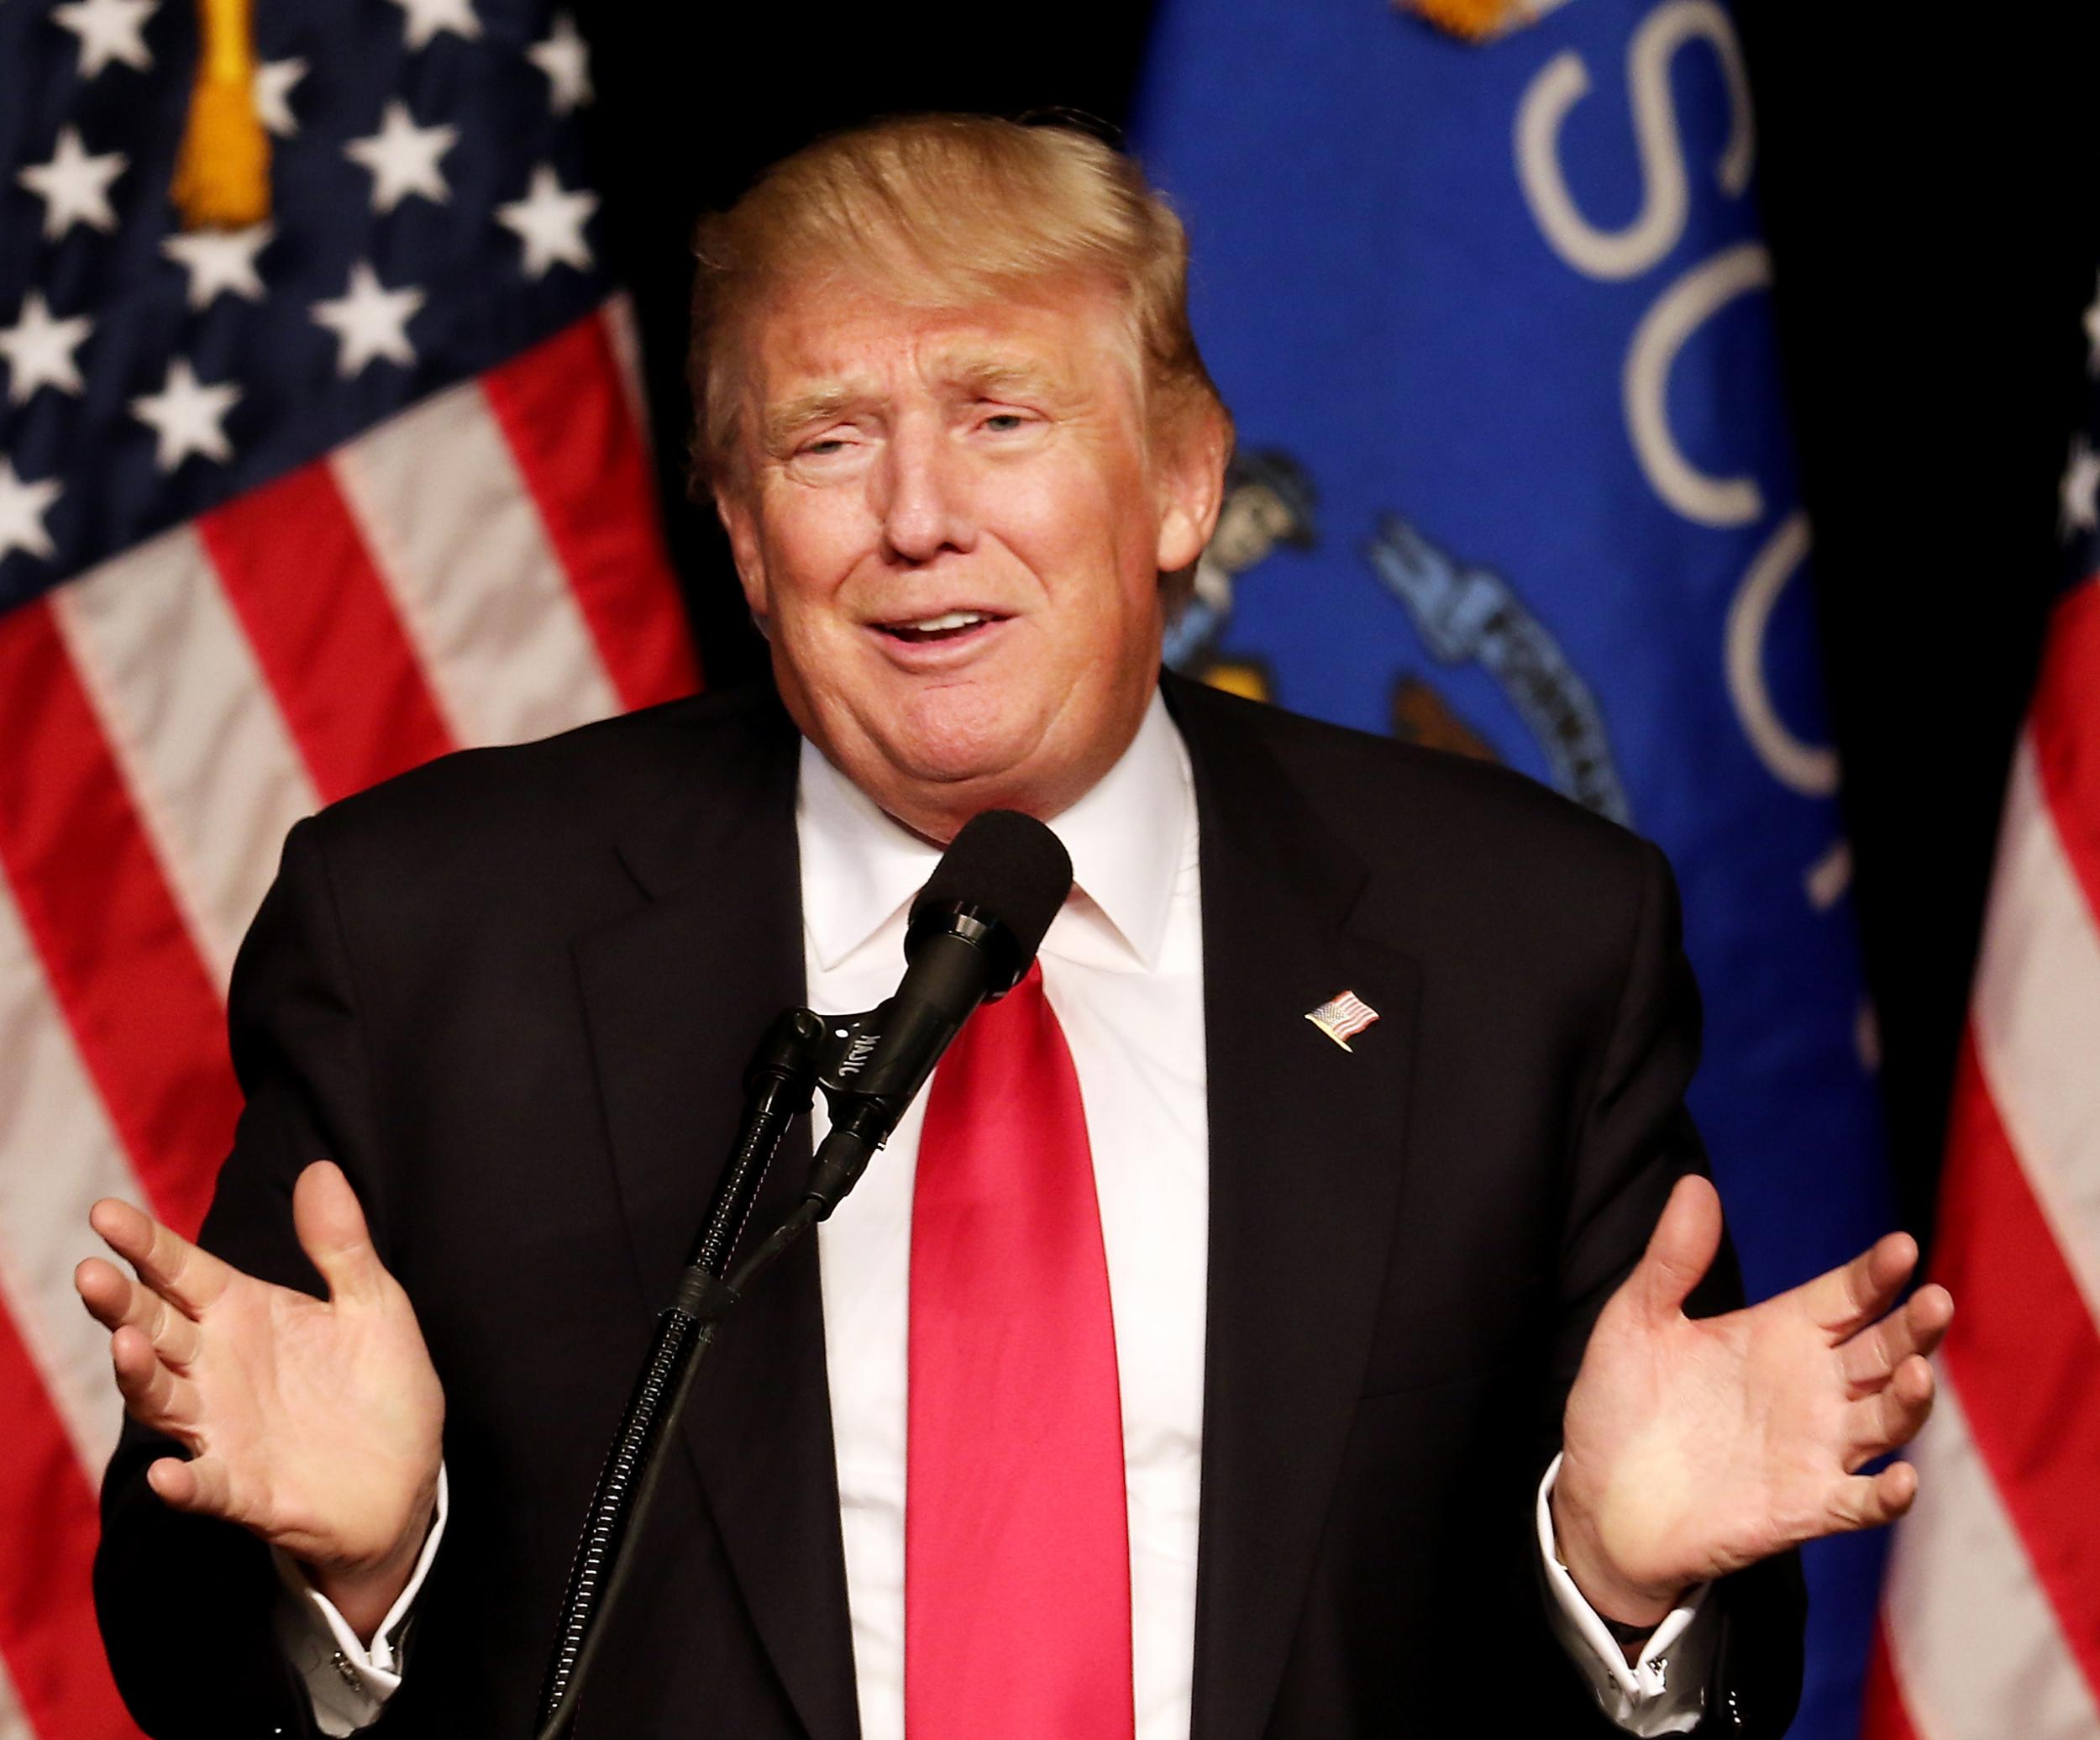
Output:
(879, 686), (1044, 786)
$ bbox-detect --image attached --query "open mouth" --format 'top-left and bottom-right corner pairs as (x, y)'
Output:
(874, 609), (1009, 645)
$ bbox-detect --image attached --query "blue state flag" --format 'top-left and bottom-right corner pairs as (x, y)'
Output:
(1135, 3), (1892, 1733)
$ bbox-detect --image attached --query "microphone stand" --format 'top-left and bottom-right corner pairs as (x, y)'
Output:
(531, 1001), (907, 1740)
(532, 872), (1047, 1738)
(533, 1007), (822, 1740)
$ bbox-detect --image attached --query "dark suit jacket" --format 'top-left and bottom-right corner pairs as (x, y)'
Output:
(94, 674), (1803, 1738)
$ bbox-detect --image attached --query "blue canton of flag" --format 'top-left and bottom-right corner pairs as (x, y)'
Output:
(1136, 3), (1893, 1736)
(1, 0), (603, 602)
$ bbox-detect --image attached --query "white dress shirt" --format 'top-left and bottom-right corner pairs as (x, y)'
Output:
(285, 691), (1711, 1735)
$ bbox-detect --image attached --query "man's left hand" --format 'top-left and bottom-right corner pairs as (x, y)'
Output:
(1551, 1175), (1954, 1628)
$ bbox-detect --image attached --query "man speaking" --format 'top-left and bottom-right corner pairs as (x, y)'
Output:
(78, 116), (1949, 1737)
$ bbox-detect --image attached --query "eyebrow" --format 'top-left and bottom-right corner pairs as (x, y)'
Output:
(762, 383), (872, 455)
(760, 346), (1074, 455)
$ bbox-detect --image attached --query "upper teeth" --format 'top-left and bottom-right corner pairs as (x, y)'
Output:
(903, 611), (989, 632)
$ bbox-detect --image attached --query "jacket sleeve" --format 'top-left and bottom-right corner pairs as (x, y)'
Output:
(1529, 836), (1806, 1738)
(94, 814), (409, 1740)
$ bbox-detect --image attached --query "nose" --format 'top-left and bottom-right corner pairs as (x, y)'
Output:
(877, 417), (975, 565)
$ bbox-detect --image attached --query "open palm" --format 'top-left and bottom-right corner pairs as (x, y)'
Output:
(1553, 1175), (1952, 1623)
(77, 1161), (444, 1626)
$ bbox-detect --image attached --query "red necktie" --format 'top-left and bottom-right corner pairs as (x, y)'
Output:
(906, 960), (1135, 1738)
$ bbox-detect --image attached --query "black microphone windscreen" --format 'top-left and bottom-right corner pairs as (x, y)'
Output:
(911, 810), (1073, 965)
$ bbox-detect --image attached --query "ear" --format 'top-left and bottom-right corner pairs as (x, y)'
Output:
(1154, 402), (1231, 576)
(714, 480), (772, 626)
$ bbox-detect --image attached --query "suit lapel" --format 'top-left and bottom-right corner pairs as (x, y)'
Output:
(1169, 681), (1424, 1740)
(573, 697), (858, 1740)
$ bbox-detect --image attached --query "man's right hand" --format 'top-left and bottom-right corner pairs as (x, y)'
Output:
(76, 1160), (446, 1643)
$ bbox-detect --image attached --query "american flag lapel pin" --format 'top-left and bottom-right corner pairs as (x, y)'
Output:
(1305, 989), (1379, 1052)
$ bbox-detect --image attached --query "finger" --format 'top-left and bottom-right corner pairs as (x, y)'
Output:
(1800, 1231), (1919, 1342)
(1827, 1461), (1920, 1534)
(1839, 1284), (1955, 1396)
(1628, 1175), (1724, 1322)
(88, 1197), (235, 1317)
(110, 1324), (200, 1432)
(76, 1258), (203, 1365)
(292, 1161), (387, 1311)
(75, 1255), (141, 1333)
(146, 1454), (249, 1526)
(1843, 1354), (1937, 1467)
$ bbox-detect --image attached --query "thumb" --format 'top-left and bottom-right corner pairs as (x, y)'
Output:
(1628, 1174), (1723, 1324)
(293, 1161), (387, 1309)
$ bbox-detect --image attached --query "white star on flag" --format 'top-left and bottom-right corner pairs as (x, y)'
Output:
(344, 103), (459, 213)
(16, 127), (127, 240)
(386, 0), (480, 50)
(0, 458), (62, 562)
(160, 223), (271, 310)
(311, 261), (426, 376)
(52, 0), (156, 77)
(496, 166), (598, 279)
(0, 292), (92, 404)
(130, 358), (240, 470)
(2061, 433), (2100, 538)
(253, 57), (307, 138)
(528, 13), (593, 113)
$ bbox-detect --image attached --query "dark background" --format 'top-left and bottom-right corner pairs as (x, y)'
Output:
(570, 3), (2100, 1250)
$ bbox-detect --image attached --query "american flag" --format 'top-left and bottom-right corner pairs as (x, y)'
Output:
(0, 1), (696, 1732)
(1304, 989), (1379, 1051)
(1859, 282), (2100, 1736)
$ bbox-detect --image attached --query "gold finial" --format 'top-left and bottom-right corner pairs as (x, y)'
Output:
(1404, 0), (1530, 43)
(171, 0), (270, 229)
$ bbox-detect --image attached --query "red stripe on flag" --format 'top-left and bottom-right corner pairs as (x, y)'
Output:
(1935, 1028), (2100, 1701)
(0, 1301), (146, 1737)
(480, 309), (701, 710)
(0, 602), (235, 1238)
(2029, 575), (2100, 929)
(199, 462), (456, 805)
(1857, 1622), (1924, 1740)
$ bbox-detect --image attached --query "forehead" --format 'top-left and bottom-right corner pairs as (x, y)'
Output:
(745, 277), (1142, 411)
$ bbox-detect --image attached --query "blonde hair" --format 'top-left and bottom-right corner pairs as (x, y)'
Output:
(686, 113), (1228, 492)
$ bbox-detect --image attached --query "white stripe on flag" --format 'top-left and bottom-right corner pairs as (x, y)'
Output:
(0, 867), (143, 1475)
(0, 1649), (28, 1740)
(1969, 734), (2100, 1324)
(330, 378), (621, 749)
(48, 525), (320, 989)
(1881, 1375), (2100, 1740)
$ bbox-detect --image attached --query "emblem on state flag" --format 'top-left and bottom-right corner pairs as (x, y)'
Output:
(1305, 990), (1379, 1051)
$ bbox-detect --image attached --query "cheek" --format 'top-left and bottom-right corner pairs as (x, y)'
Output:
(756, 500), (866, 618)
(1006, 469), (1158, 622)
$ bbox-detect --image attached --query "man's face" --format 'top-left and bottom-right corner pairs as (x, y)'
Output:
(716, 278), (1223, 839)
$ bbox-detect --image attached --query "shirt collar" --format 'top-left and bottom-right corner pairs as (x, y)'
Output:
(796, 688), (1191, 974)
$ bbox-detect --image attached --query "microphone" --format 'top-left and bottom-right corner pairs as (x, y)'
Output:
(801, 809), (1073, 1217)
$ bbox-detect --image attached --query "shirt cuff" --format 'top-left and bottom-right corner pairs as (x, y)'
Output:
(270, 1463), (449, 1737)
(1536, 1454), (1715, 1737)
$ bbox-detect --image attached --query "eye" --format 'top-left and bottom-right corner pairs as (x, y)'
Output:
(794, 428), (860, 461)
(976, 408), (1039, 438)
